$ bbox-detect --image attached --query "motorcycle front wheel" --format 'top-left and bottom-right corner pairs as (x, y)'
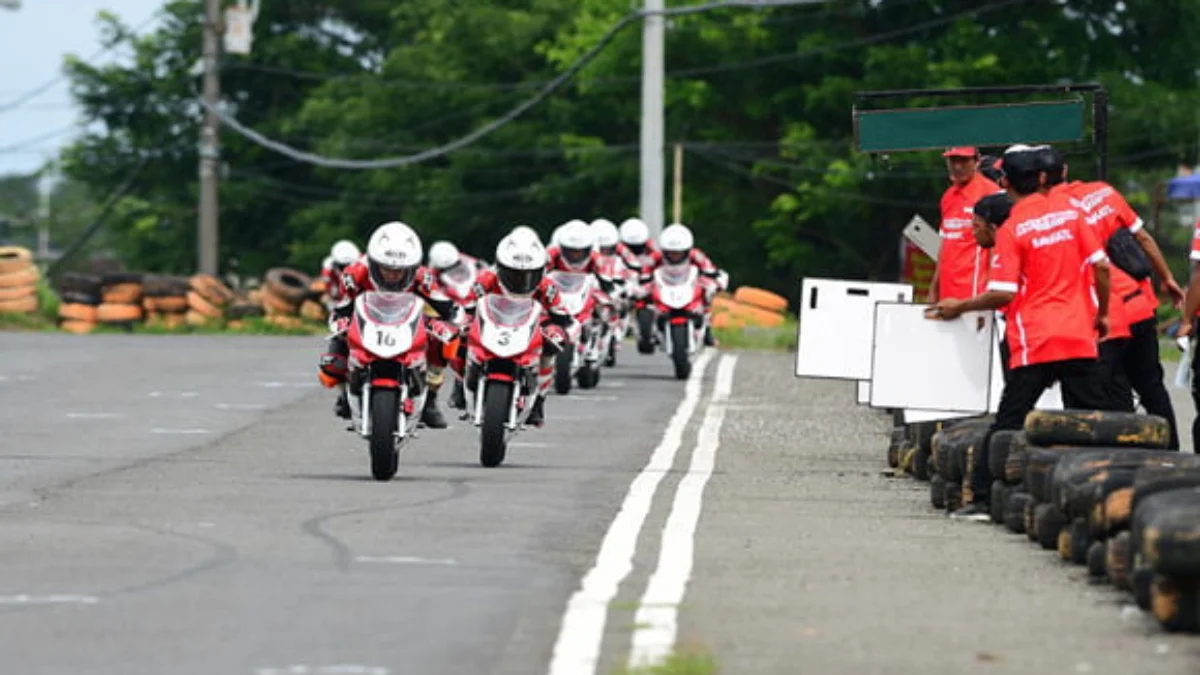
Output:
(670, 323), (691, 380)
(480, 379), (512, 468)
(368, 388), (400, 481)
(636, 308), (655, 354)
(554, 347), (573, 394)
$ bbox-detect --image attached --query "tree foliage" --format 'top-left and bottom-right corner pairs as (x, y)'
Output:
(54, 0), (1200, 297)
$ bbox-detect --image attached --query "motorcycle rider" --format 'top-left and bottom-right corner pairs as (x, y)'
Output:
(639, 222), (723, 346)
(428, 240), (481, 411)
(320, 239), (361, 307)
(463, 226), (579, 427)
(618, 217), (660, 263)
(318, 221), (459, 429)
(593, 218), (642, 272)
(546, 219), (620, 294)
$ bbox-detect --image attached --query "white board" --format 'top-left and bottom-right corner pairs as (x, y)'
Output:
(903, 408), (978, 424)
(856, 381), (870, 405)
(795, 278), (914, 380)
(869, 302), (995, 413)
(903, 214), (941, 262)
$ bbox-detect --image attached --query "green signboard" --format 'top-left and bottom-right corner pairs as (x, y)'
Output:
(854, 100), (1086, 153)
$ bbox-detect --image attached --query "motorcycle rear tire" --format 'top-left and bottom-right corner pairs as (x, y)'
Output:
(671, 323), (691, 380)
(554, 348), (573, 395)
(636, 308), (655, 354)
(368, 389), (400, 481)
(480, 380), (511, 468)
(605, 337), (617, 367)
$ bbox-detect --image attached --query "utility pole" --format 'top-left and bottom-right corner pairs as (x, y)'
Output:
(640, 0), (665, 239)
(672, 143), (683, 224)
(198, 0), (221, 275)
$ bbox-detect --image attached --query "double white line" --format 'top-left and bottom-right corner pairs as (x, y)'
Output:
(547, 351), (738, 674)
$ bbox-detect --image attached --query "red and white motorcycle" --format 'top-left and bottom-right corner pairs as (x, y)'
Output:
(649, 265), (708, 380)
(344, 291), (433, 481)
(438, 261), (481, 410)
(465, 294), (545, 468)
(549, 270), (605, 393)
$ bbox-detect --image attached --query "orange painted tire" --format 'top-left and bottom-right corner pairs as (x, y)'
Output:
(145, 296), (189, 313)
(719, 300), (786, 328)
(711, 312), (746, 329)
(0, 283), (36, 301)
(189, 274), (235, 307)
(733, 286), (788, 314)
(0, 266), (39, 289)
(58, 303), (98, 323)
(187, 291), (224, 320)
(300, 299), (326, 321)
(712, 296), (740, 314)
(164, 313), (187, 329)
(96, 303), (143, 323)
(261, 288), (298, 316)
(186, 309), (217, 326)
(227, 319), (246, 331)
(0, 246), (32, 275)
(102, 283), (143, 305)
(60, 319), (95, 334)
(266, 314), (304, 329)
(0, 294), (38, 314)
(309, 279), (328, 295)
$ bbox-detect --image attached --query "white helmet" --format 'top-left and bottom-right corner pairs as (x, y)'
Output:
(619, 217), (650, 248)
(591, 218), (620, 253)
(495, 227), (547, 296)
(330, 239), (360, 267)
(365, 221), (423, 291)
(659, 223), (694, 265)
(552, 219), (586, 249)
(558, 219), (595, 269)
(322, 255), (333, 270)
(511, 225), (542, 244)
(428, 241), (460, 271)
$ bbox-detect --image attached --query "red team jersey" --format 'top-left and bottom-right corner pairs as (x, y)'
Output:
(987, 191), (1107, 368)
(938, 173), (1001, 300)
(338, 260), (450, 311)
(467, 269), (573, 323)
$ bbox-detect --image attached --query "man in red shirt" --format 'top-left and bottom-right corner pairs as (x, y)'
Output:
(929, 145), (1117, 520)
(1040, 147), (1183, 448)
(928, 147), (1001, 303)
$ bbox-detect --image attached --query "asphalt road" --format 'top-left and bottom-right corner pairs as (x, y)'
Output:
(2, 334), (1198, 675)
(0, 333), (695, 675)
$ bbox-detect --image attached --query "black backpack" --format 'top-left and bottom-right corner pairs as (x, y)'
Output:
(1105, 227), (1152, 281)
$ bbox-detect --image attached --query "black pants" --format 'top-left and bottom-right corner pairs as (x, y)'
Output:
(1190, 319), (1200, 454)
(1099, 338), (1137, 413)
(969, 358), (1117, 503)
(1122, 318), (1179, 450)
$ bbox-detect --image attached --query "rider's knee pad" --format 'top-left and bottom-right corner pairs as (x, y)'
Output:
(426, 365), (445, 388)
(319, 352), (348, 380)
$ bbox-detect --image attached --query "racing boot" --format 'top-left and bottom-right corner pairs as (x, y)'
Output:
(420, 387), (449, 429)
(704, 325), (717, 347)
(334, 387), (351, 420)
(526, 394), (546, 428)
(449, 379), (466, 410)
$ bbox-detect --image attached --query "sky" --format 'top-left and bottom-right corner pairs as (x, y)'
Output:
(0, 0), (166, 176)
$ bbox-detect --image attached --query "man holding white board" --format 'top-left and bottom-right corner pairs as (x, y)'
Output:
(928, 145), (1118, 520)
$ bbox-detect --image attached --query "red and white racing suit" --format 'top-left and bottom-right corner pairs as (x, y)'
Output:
(639, 248), (722, 306)
(463, 269), (579, 399)
(319, 255), (364, 307)
(318, 260), (459, 392)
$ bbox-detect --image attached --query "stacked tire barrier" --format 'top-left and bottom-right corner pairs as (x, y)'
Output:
(259, 267), (316, 330)
(187, 273), (235, 327)
(142, 275), (191, 329)
(95, 273), (145, 330)
(889, 408), (1200, 633)
(56, 272), (102, 333)
(0, 246), (41, 315)
(712, 286), (787, 329)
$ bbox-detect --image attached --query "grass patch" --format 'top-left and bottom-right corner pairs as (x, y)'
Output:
(614, 645), (717, 675)
(713, 319), (796, 352)
(0, 311), (55, 332)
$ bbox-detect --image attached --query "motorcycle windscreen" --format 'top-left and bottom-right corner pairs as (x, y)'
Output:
(551, 272), (590, 294)
(360, 291), (422, 326)
(442, 265), (474, 286)
(655, 265), (695, 287)
(482, 295), (538, 327)
(868, 301), (994, 414)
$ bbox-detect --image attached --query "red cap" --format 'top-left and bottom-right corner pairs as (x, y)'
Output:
(942, 147), (979, 158)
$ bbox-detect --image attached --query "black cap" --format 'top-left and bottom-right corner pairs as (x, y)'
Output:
(973, 192), (1012, 227)
(1001, 145), (1042, 181)
(1036, 145), (1066, 174)
(978, 155), (1004, 182)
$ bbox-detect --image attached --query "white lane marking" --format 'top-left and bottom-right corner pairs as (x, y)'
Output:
(65, 412), (121, 419)
(216, 403), (267, 411)
(180, 391), (199, 398)
(354, 556), (457, 566)
(510, 442), (550, 448)
(0, 375), (34, 383)
(546, 350), (714, 675)
(257, 380), (318, 389)
(150, 428), (210, 435)
(255, 662), (391, 667)
(148, 391), (162, 398)
(628, 355), (737, 668)
(563, 394), (619, 402)
(0, 594), (99, 605)
(600, 381), (627, 389)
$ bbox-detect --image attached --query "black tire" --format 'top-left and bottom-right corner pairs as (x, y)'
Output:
(1025, 498), (1040, 542)
(264, 267), (312, 304)
(911, 422), (939, 454)
(1051, 450), (1182, 517)
(1131, 488), (1200, 577)
(1026, 448), (1089, 503)
(1004, 443), (1030, 485)
(887, 427), (906, 468)
(555, 347), (573, 395)
(944, 482), (963, 514)
(1034, 503), (1068, 550)
(1128, 465), (1200, 534)
(930, 474), (947, 510)
(368, 388), (399, 481)
(1107, 531), (1132, 589)
(912, 447), (931, 482)
(636, 308), (655, 354)
(1068, 517), (1091, 565)
(480, 380), (512, 468)
(577, 364), (599, 389)
(670, 323), (691, 380)
(226, 302), (265, 319)
(58, 272), (102, 296)
(1151, 576), (1200, 632)
(60, 290), (100, 306)
(1087, 540), (1108, 578)
(1025, 409), (1171, 449)
(101, 272), (144, 286)
(1005, 492), (1032, 534)
(1133, 564), (1153, 610)
(990, 481), (1009, 524)
(988, 430), (1024, 483)
(142, 274), (191, 297)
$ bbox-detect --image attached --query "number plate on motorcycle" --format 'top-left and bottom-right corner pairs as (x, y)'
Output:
(794, 278), (914, 380)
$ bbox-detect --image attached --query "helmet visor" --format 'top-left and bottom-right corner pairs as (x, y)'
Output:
(663, 249), (689, 265)
(498, 265), (543, 295)
(369, 259), (417, 292)
(562, 247), (590, 266)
